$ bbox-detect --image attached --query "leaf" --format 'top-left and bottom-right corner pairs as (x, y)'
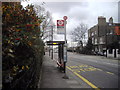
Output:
(22, 66), (25, 70)
(8, 40), (11, 44)
(32, 37), (36, 39)
(26, 65), (29, 69)
(9, 49), (13, 53)
(8, 53), (15, 58)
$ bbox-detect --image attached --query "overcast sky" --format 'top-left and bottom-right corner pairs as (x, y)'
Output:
(21, 0), (119, 42)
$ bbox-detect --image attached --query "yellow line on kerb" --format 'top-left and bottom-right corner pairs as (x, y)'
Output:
(106, 72), (114, 75)
(66, 66), (100, 90)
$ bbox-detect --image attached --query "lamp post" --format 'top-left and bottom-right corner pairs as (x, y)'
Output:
(105, 24), (107, 57)
(51, 25), (53, 59)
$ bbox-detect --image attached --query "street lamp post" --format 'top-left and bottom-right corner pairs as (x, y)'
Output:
(105, 25), (107, 57)
(51, 25), (53, 59)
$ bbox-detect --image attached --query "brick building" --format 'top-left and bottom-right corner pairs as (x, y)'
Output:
(88, 16), (120, 59)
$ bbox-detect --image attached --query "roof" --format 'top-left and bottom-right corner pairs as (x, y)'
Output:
(114, 23), (120, 26)
(46, 41), (65, 45)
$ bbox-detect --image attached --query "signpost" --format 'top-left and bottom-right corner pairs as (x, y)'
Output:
(57, 20), (65, 34)
(56, 16), (68, 79)
(63, 16), (69, 79)
(63, 16), (68, 20)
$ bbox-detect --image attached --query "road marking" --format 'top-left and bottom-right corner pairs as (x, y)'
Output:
(106, 72), (114, 75)
(79, 69), (86, 72)
(66, 66), (74, 72)
(72, 69), (80, 72)
(67, 66), (100, 90)
(79, 65), (89, 67)
(96, 68), (103, 71)
(68, 65), (100, 72)
(69, 66), (79, 68)
(68, 64), (115, 76)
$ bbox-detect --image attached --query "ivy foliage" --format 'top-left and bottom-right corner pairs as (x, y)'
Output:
(2, 2), (44, 87)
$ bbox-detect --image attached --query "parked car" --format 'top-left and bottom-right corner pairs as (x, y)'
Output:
(98, 52), (104, 56)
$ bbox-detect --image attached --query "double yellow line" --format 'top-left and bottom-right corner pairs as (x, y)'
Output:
(66, 66), (100, 90)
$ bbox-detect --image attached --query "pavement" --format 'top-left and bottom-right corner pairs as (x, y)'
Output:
(38, 52), (91, 89)
(38, 52), (119, 89)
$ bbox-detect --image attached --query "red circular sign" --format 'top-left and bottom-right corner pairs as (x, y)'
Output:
(63, 16), (68, 20)
(57, 20), (64, 26)
(58, 20), (64, 26)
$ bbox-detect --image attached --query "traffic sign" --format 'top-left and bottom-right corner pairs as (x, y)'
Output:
(63, 16), (68, 20)
(57, 20), (65, 34)
(57, 20), (64, 26)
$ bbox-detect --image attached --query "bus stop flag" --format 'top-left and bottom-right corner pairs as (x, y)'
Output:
(57, 20), (65, 34)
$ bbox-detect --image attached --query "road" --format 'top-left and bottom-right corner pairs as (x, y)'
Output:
(53, 52), (119, 89)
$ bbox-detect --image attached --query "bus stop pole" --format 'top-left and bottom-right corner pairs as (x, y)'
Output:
(63, 17), (69, 79)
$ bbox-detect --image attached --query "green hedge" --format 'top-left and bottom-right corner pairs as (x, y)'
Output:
(2, 2), (44, 89)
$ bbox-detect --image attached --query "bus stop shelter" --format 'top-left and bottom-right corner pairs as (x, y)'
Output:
(46, 41), (65, 71)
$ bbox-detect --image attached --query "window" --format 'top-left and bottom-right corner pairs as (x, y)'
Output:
(95, 31), (97, 35)
(92, 38), (94, 44)
(95, 38), (97, 44)
(99, 37), (103, 44)
(88, 32), (91, 37)
(91, 32), (94, 36)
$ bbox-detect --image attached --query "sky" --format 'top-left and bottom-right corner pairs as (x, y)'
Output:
(21, 0), (119, 45)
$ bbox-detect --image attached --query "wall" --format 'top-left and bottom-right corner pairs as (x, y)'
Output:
(107, 49), (120, 59)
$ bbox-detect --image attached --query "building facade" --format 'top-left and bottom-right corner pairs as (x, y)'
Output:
(88, 16), (120, 59)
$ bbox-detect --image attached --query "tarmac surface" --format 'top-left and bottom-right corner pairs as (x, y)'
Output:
(38, 53), (91, 88)
(38, 52), (119, 89)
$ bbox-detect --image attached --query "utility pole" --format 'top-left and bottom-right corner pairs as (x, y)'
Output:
(105, 25), (107, 57)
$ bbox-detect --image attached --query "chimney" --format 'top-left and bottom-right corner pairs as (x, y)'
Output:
(98, 16), (106, 26)
(109, 17), (113, 24)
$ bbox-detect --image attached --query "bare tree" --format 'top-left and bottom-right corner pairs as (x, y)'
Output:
(33, 3), (54, 40)
(41, 11), (55, 41)
(71, 23), (88, 47)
